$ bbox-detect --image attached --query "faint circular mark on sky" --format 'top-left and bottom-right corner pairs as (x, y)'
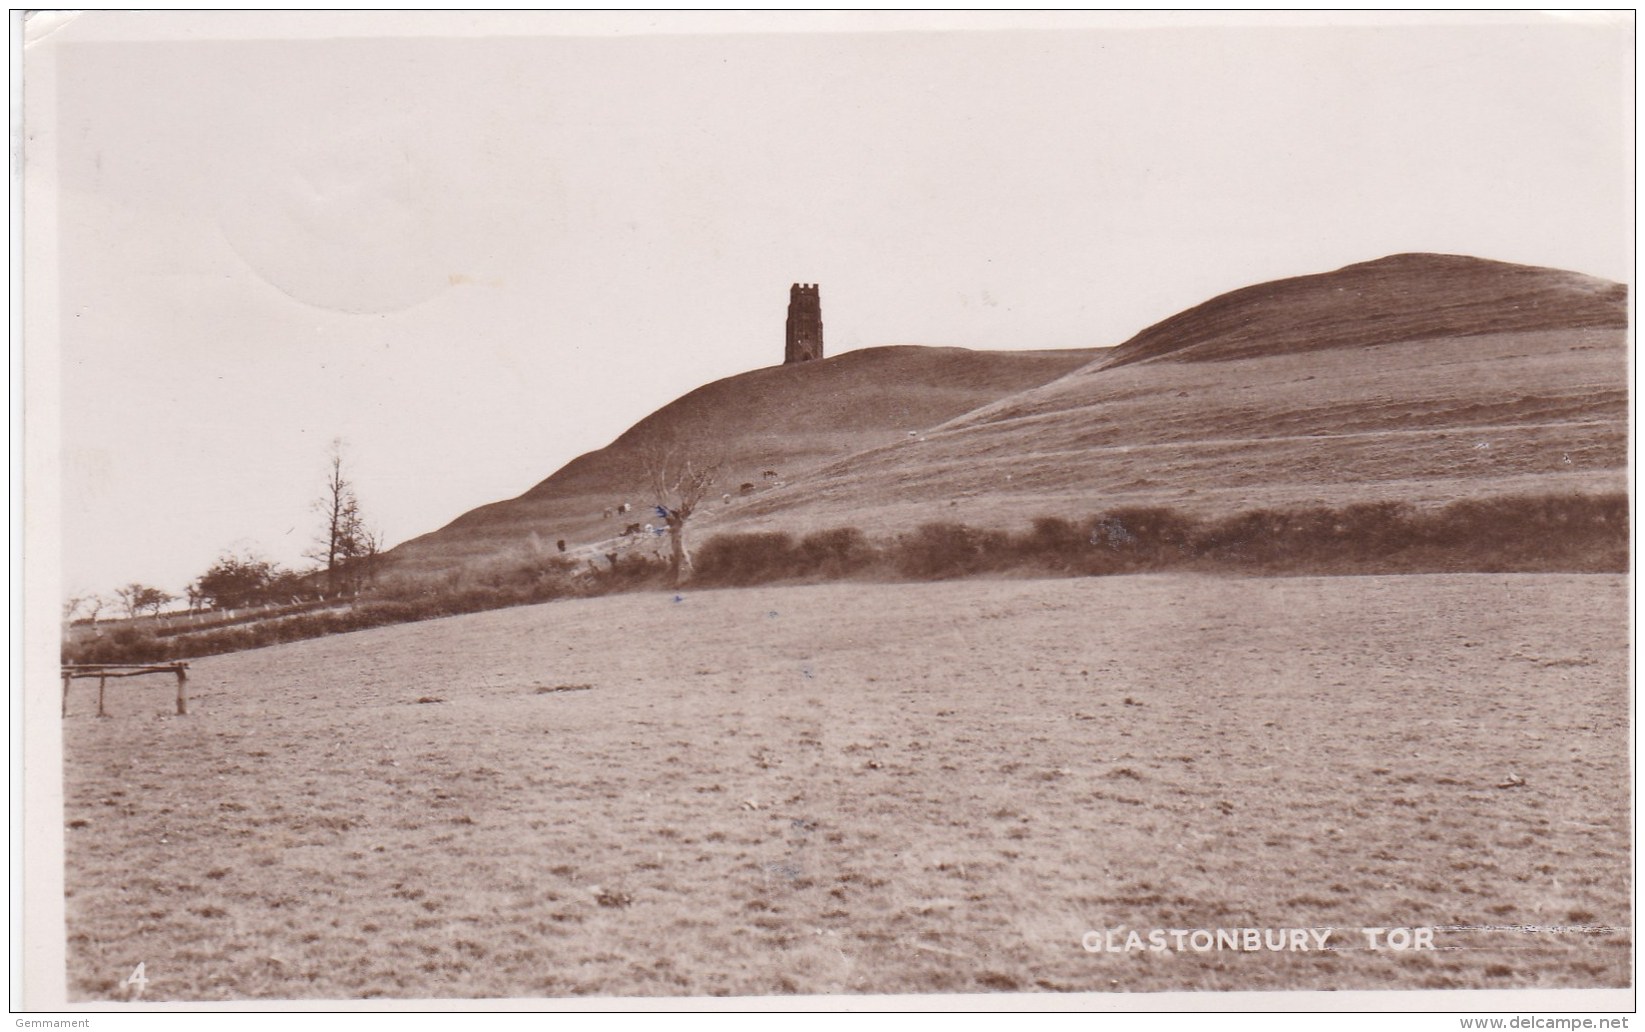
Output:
(217, 135), (488, 315)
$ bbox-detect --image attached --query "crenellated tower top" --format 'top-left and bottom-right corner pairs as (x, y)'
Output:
(784, 283), (824, 365)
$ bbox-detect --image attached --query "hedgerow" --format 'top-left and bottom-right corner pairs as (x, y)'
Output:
(65, 492), (1626, 664)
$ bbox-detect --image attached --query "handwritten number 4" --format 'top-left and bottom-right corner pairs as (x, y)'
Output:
(121, 961), (148, 997)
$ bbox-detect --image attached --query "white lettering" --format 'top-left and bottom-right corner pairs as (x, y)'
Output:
(1081, 925), (1415, 956)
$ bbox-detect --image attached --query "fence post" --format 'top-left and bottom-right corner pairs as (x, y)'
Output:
(175, 666), (188, 716)
(97, 673), (107, 718)
(61, 673), (70, 718)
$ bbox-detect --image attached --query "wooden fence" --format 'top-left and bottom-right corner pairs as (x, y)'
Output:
(61, 662), (189, 718)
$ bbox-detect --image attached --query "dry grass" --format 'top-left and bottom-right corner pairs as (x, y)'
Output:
(1096, 253), (1625, 369)
(62, 574), (1629, 1000)
(713, 328), (1628, 543)
(389, 345), (1098, 572)
(385, 258), (1626, 594)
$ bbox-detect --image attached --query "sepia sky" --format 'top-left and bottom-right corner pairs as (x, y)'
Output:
(30, 12), (1633, 598)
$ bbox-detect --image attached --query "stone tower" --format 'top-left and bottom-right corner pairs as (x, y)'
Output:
(784, 283), (824, 365)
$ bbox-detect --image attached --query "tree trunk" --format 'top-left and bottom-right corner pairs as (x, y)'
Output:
(667, 513), (690, 585)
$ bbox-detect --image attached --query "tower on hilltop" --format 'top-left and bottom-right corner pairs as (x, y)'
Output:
(784, 283), (824, 365)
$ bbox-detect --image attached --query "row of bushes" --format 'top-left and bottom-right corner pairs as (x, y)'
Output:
(65, 492), (1626, 664)
(63, 551), (672, 665)
(691, 527), (879, 586)
(66, 602), (433, 665)
(690, 493), (1629, 585)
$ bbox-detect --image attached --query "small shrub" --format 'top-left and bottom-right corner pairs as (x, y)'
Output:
(63, 626), (168, 665)
(1334, 501), (1421, 554)
(594, 552), (670, 593)
(693, 532), (797, 586)
(695, 527), (879, 585)
(1194, 507), (1307, 568)
(1014, 516), (1086, 571)
(893, 522), (1012, 580)
(795, 527), (878, 578)
(1085, 506), (1197, 569)
(1416, 493), (1628, 572)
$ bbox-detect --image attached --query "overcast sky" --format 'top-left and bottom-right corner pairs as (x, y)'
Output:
(30, 12), (1633, 599)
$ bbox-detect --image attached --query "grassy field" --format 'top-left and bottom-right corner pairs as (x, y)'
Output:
(61, 574), (1630, 1000)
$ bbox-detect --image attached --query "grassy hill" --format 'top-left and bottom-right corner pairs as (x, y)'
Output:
(386, 345), (1099, 572)
(706, 255), (1628, 541)
(388, 253), (1627, 577)
(1096, 252), (1627, 368)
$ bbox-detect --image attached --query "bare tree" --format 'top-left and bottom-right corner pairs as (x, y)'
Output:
(640, 435), (723, 586)
(114, 583), (174, 619)
(307, 439), (382, 597)
(343, 525), (383, 596)
(113, 584), (142, 620)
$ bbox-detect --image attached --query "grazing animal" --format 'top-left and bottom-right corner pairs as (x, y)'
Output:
(722, 493), (732, 504)
(622, 522), (643, 536)
(762, 469), (779, 479)
(617, 502), (631, 515)
(556, 539), (566, 553)
(740, 482), (755, 494)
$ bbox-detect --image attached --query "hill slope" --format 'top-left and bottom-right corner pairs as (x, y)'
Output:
(705, 255), (1628, 540)
(390, 253), (1627, 575)
(387, 345), (1099, 570)
(1097, 253), (1627, 369)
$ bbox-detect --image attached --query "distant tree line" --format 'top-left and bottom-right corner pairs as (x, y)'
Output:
(64, 438), (383, 625)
